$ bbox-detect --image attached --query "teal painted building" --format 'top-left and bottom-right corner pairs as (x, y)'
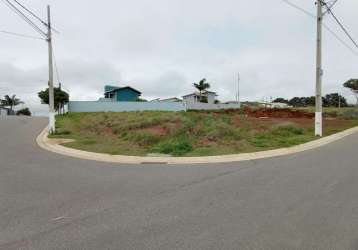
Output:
(104, 85), (142, 102)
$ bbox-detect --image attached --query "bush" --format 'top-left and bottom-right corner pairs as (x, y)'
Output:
(52, 130), (71, 136)
(153, 138), (193, 156)
(16, 108), (31, 116)
(129, 132), (160, 146)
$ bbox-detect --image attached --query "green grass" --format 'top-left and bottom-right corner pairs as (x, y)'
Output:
(51, 110), (358, 157)
(297, 107), (358, 118)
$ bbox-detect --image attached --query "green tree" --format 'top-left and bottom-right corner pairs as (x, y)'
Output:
(16, 108), (32, 116)
(136, 98), (148, 102)
(193, 78), (211, 103)
(38, 87), (69, 115)
(289, 97), (306, 107)
(273, 98), (289, 104)
(343, 79), (358, 106)
(1, 95), (23, 112)
(324, 93), (348, 107)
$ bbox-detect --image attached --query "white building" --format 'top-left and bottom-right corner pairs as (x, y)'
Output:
(150, 97), (182, 103)
(271, 102), (290, 108)
(0, 107), (10, 117)
(258, 102), (290, 108)
(182, 91), (217, 105)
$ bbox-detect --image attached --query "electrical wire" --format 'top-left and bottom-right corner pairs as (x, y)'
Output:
(11, 0), (47, 25)
(0, 30), (46, 40)
(282, 0), (315, 18)
(323, 0), (338, 15)
(52, 46), (61, 85)
(323, 2), (358, 48)
(51, 42), (70, 93)
(281, 0), (358, 57)
(1, 0), (47, 37)
(11, 0), (59, 33)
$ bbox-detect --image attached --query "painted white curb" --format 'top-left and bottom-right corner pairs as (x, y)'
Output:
(36, 126), (358, 165)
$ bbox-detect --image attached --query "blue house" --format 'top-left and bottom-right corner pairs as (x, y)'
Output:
(104, 85), (142, 102)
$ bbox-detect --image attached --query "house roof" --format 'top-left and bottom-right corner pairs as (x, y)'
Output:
(182, 91), (217, 98)
(105, 86), (142, 95)
(160, 97), (182, 102)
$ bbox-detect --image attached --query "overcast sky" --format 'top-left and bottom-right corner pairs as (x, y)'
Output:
(0, 0), (357, 115)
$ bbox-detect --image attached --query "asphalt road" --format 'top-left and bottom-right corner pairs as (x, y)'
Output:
(1, 117), (358, 250)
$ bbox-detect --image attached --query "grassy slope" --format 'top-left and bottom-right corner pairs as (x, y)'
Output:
(51, 110), (358, 157)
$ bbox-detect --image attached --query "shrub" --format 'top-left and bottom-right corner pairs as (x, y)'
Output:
(16, 108), (31, 116)
(129, 132), (160, 146)
(153, 138), (193, 156)
(52, 130), (71, 136)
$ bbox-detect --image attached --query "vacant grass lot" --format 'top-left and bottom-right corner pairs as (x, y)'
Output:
(50, 109), (358, 157)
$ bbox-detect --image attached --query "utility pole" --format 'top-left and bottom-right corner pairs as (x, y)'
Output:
(47, 5), (55, 133)
(338, 93), (341, 109)
(315, 0), (323, 136)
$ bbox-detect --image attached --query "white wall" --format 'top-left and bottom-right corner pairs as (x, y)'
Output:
(207, 93), (216, 104)
(186, 103), (241, 110)
(0, 108), (8, 117)
(69, 101), (186, 113)
(183, 96), (196, 105)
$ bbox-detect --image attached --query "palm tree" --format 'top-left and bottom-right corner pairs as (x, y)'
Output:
(2, 95), (23, 112)
(193, 78), (211, 103)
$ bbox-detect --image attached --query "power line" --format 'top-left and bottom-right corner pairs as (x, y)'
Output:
(11, 0), (59, 34)
(0, 30), (46, 40)
(11, 0), (47, 25)
(282, 0), (315, 18)
(323, 0), (338, 15)
(52, 45), (61, 85)
(323, 2), (358, 48)
(1, 0), (46, 37)
(323, 23), (358, 56)
(281, 0), (358, 57)
(51, 41), (70, 93)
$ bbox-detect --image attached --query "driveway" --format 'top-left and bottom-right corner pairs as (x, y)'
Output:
(1, 117), (358, 250)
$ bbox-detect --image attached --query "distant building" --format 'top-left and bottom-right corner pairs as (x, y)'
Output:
(0, 107), (11, 117)
(224, 101), (240, 105)
(271, 102), (290, 108)
(256, 102), (290, 108)
(182, 91), (218, 105)
(103, 85), (142, 102)
(151, 97), (182, 103)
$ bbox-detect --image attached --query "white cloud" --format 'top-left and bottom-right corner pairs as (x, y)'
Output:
(1, 0), (357, 115)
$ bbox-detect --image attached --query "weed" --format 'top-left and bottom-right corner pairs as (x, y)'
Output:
(152, 138), (193, 156)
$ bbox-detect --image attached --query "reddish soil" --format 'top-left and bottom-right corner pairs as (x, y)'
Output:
(212, 107), (315, 119)
(141, 125), (169, 136)
(198, 138), (217, 147)
(245, 108), (314, 119)
(102, 127), (114, 136)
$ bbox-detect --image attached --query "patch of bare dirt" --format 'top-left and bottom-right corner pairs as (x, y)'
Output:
(141, 125), (168, 136)
(103, 127), (114, 136)
(246, 108), (314, 119)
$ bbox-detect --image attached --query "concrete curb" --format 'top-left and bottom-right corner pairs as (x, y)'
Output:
(36, 126), (358, 165)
